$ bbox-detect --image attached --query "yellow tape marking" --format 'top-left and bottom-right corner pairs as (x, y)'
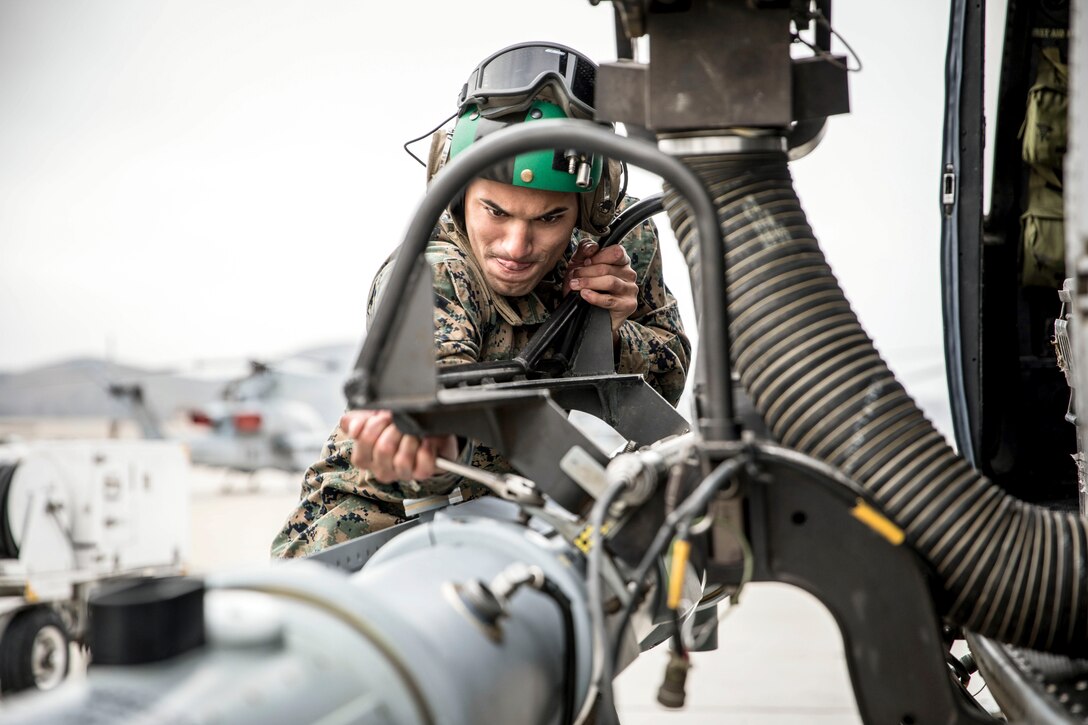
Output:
(850, 500), (904, 546)
(667, 539), (692, 610)
(574, 521), (612, 554)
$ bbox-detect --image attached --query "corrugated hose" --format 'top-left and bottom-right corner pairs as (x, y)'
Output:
(663, 151), (1087, 654)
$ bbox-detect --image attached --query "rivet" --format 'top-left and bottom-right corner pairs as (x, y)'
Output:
(530, 108), (543, 119)
(520, 169), (534, 183)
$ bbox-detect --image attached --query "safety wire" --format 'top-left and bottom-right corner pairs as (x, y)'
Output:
(791, 8), (863, 73)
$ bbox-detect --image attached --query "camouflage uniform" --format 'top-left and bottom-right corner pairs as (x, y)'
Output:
(271, 210), (690, 558)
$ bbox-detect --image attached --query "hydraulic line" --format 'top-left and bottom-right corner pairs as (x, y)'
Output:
(662, 151), (1088, 654)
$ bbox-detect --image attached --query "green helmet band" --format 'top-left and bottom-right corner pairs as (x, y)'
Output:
(448, 101), (603, 194)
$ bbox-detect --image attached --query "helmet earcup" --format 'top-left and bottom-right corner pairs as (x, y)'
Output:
(426, 129), (452, 186)
(579, 158), (624, 236)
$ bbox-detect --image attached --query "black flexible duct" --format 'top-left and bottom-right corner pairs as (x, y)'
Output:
(662, 151), (1088, 655)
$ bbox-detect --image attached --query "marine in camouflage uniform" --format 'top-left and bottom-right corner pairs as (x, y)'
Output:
(270, 210), (690, 558)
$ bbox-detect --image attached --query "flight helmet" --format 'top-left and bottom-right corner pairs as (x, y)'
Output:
(430, 42), (624, 235)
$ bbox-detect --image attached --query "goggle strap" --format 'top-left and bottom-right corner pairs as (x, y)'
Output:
(458, 43), (596, 117)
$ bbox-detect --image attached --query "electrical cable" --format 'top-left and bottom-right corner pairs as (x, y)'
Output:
(663, 459), (689, 518)
(401, 112), (457, 167)
(595, 193), (664, 249)
(575, 477), (629, 725)
(791, 9), (863, 73)
(513, 192), (664, 376)
(670, 607), (685, 655)
(608, 455), (747, 673)
(713, 516), (754, 607)
(813, 9), (863, 72)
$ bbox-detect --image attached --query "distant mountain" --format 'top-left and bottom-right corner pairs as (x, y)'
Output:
(0, 357), (218, 418)
(0, 342), (358, 423)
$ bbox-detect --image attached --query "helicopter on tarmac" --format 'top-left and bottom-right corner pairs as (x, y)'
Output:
(180, 358), (331, 475)
(107, 347), (353, 478)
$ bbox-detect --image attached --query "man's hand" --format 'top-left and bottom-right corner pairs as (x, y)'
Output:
(340, 410), (458, 484)
(564, 241), (639, 341)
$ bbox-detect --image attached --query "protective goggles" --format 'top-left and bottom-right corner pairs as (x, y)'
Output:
(457, 42), (597, 121)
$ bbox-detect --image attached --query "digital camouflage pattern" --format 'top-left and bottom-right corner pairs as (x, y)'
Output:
(271, 207), (690, 558)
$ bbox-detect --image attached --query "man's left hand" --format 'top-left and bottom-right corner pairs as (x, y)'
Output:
(564, 242), (639, 342)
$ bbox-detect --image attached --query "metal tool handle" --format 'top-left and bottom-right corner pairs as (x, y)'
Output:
(434, 457), (545, 506)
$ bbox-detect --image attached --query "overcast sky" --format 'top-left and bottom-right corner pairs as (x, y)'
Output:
(1, 0), (967, 430)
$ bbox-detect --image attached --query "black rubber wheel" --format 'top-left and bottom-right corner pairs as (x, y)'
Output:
(0, 463), (19, 559)
(0, 607), (71, 693)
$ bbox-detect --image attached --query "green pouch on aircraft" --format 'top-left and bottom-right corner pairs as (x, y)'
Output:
(1020, 46), (1068, 187)
(1021, 170), (1066, 288)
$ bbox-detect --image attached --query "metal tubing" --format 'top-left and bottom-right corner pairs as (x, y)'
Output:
(356, 119), (735, 441)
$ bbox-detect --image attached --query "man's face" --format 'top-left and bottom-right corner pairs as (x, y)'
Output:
(463, 178), (578, 297)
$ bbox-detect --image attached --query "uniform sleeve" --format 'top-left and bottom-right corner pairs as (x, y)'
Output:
(271, 245), (489, 558)
(613, 217), (691, 407)
(367, 246), (488, 365)
(429, 249), (490, 365)
(270, 427), (410, 558)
